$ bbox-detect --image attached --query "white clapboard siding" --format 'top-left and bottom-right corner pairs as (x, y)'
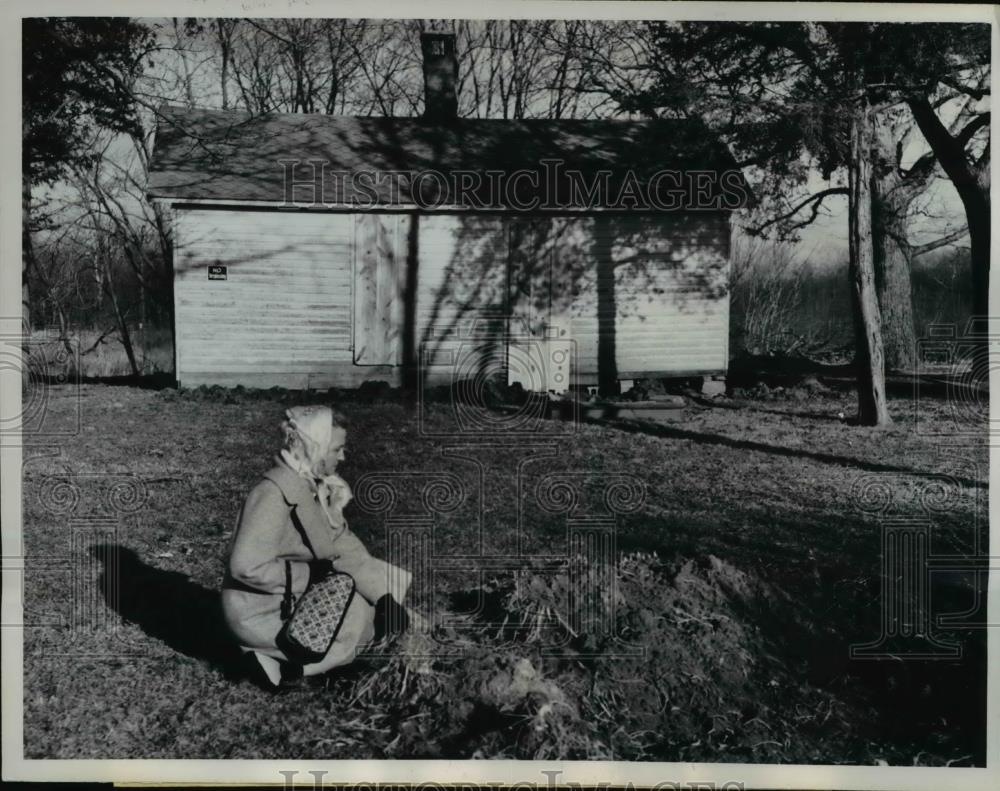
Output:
(506, 218), (570, 391)
(354, 214), (408, 366)
(552, 214), (730, 379)
(416, 215), (509, 374)
(174, 209), (354, 385)
(172, 206), (730, 389)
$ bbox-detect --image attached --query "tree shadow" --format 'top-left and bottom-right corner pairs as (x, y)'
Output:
(756, 408), (849, 424)
(577, 415), (986, 488)
(612, 505), (987, 765)
(150, 108), (741, 394)
(595, 215), (618, 396)
(89, 544), (240, 673)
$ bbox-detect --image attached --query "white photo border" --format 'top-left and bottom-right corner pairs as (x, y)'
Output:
(1, 1), (997, 788)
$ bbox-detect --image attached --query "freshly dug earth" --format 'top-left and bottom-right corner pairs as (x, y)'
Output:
(342, 553), (862, 762)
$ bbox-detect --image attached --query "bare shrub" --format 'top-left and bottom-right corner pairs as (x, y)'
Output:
(729, 234), (842, 358)
(730, 235), (802, 356)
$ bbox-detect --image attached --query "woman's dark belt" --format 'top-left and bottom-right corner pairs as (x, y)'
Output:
(221, 573), (271, 595)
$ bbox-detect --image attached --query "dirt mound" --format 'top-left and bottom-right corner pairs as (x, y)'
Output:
(602, 554), (785, 759)
(325, 552), (856, 761)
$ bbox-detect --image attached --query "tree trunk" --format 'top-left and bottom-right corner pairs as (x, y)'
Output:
(849, 97), (892, 426)
(220, 45), (229, 110)
(215, 20), (232, 111)
(872, 184), (917, 372)
(870, 112), (921, 373)
(103, 265), (140, 378)
(966, 195), (990, 322)
(594, 216), (618, 398)
(907, 97), (990, 331)
(400, 213), (420, 401)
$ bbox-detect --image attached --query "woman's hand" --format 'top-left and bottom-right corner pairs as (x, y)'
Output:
(321, 473), (353, 511)
(307, 558), (335, 586)
(373, 594), (410, 640)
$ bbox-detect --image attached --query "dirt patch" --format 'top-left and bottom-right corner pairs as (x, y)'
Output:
(324, 553), (859, 761)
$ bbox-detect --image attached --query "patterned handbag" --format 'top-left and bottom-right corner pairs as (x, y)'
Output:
(277, 562), (356, 664)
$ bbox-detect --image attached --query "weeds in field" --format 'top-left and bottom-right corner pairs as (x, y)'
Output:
(27, 326), (173, 379)
(729, 237), (972, 361)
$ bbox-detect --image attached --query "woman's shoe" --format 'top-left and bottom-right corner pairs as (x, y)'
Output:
(239, 651), (281, 689)
(239, 652), (304, 691)
(373, 595), (410, 641)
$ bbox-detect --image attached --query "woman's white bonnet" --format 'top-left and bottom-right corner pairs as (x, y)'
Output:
(285, 405), (334, 453)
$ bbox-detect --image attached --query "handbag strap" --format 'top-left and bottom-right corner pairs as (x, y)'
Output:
(280, 505), (319, 622)
(289, 505), (318, 560)
(280, 560), (294, 620)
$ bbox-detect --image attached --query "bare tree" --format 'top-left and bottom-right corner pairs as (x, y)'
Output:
(870, 96), (979, 372)
(455, 19), (614, 120)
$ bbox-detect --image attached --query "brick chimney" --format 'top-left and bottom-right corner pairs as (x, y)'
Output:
(420, 32), (458, 120)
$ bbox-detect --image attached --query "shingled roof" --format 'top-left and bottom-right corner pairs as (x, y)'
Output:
(147, 105), (750, 211)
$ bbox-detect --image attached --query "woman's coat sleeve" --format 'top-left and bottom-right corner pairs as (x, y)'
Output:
(228, 480), (310, 594)
(329, 530), (412, 605)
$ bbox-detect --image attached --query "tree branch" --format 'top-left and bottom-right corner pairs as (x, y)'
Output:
(912, 227), (970, 258)
(749, 187), (849, 235)
(956, 112), (991, 150)
(907, 96), (979, 196)
(902, 150), (938, 184)
(939, 76), (990, 100)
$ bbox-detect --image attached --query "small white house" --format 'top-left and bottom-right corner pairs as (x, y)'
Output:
(147, 34), (747, 392)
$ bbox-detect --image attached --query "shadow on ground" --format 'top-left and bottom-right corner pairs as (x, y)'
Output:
(89, 543), (240, 672)
(577, 414), (985, 488)
(39, 372), (177, 390)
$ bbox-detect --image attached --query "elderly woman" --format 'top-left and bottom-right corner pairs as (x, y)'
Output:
(222, 405), (411, 689)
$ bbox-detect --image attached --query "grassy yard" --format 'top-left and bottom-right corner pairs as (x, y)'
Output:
(21, 382), (988, 763)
